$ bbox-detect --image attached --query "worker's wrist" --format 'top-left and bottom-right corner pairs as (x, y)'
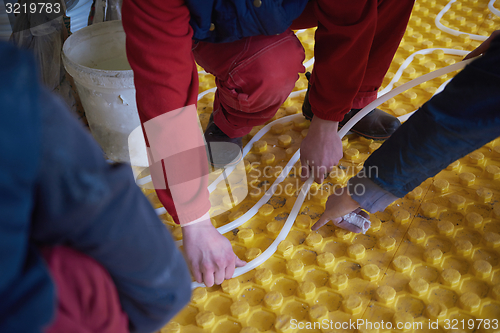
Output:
(344, 190), (362, 209)
(181, 212), (211, 228)
(347, 170), (399, 213)
(332, 186), (361, 211)
(310, 117), (339, 132)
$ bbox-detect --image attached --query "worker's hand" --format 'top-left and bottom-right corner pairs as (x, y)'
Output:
(311, 187), (369, 233)
(464, 30), (500, 60)
(300, 117), (343, 184)
(182, 219), (246, 287)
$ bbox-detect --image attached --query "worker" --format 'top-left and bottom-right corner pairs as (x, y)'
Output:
(122, 0), (414, 287)
(312, 31), (500, 232)
(0, 42), (191, 333)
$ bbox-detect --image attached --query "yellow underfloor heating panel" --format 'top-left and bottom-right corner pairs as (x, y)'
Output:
(141, 0), (500, 332)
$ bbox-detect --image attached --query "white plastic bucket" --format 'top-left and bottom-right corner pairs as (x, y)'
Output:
(62, 20), (140, 163)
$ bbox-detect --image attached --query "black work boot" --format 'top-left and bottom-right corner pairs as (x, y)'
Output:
(204, 113), (243, 168)
(339, 108), (401, 140)
(302, 72), (314, 121)
(301, 72), (401, 140)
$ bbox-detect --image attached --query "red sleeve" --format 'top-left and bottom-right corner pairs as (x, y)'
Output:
(122, 0), (210, 224)
(308, 0), (378, 121)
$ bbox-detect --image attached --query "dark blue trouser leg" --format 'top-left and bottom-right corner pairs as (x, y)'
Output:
(365, 35), (500, 197)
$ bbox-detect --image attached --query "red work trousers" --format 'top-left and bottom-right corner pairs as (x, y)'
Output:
(42, 247), (129, 333)
(193, 29), (305, 138)
(193, 0), (414, 137)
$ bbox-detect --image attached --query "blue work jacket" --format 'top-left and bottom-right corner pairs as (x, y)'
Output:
(186, 0), (309, 43)
(0, 42), (191, 333)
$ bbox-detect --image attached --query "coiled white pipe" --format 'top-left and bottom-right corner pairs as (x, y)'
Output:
(138, 87), (221, 194)
(489, 0), (500, 17)
(340, 58), (474, 138)
(435, 0), (488, 41)
(162, 114), (305, 223)
(152, 118), (304, 219)
(289, 89), (307, 98)
(191, 57), (476, 289)
(207, 114), (302, 194)
(175, 115), (303, 246)
(378, 48), (468, 96)
(197, 87), (217, 100)
(190, 174), (314, 289)
(303, 57), (315, 69)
